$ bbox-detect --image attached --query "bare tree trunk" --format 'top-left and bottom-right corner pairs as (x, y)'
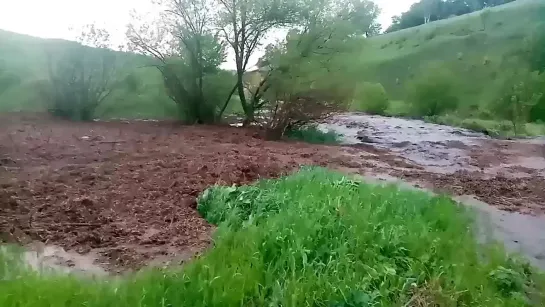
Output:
(218, 84), (239, 120)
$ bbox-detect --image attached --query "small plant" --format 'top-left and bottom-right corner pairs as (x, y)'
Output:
(489, 266), (525, 297)
(493, 69), (543, 136)
(424, 30), (437, 41)
(406, 64), (459, 117)
(352, 82), (389, 115)
(284, 125), (340, 144)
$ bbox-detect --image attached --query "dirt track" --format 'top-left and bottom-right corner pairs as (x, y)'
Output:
(1, 113), (545, 271)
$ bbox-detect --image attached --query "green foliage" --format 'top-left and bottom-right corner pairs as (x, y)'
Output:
(285, 125), (340, 144)
(406, 64), (459, 117)
(219, 0), (380, 124)
(0, 62), (20, 96)
(522, 23), (545, 74)
(45, 30), (117, 121)
(352, 82), (389, 115)
(490, 68), (543, 135)
(427, 114), (545, 137)
(2, 168), (545, 306)
(127, 0), (228, 124)
(255, 0), (376, 138)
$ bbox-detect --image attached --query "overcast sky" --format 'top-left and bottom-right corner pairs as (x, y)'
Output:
(0, 0), (417, 68)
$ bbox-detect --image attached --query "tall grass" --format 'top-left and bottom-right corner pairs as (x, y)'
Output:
(1, 168), (544, 306)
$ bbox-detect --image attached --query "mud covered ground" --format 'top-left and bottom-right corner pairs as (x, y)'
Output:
(1, 113), (545, 272)
(0, 114), (350, 272)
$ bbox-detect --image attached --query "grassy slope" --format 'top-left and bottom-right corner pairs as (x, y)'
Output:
(0, 30), (179, 119)
(362, 0), (545, 103)
(357, 0), (545, 136)
(1, 168), (543, 306)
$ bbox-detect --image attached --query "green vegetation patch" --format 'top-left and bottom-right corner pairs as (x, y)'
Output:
(2, 168), (544, 306)
(285, 125), (340, 144)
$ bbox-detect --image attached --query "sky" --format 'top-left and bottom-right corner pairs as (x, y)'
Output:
(0, 0), (417, 68)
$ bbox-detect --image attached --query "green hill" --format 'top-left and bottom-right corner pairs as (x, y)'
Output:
(0, 30), (178, 119)
(361, 0), (544, 105)
(0, 0), (544, 130)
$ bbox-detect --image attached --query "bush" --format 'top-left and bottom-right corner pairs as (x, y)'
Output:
(523, 23), (545, 74)
(0, 67), (20, 96)
(352, 82), (389, 115)
(406, 65), (459, 117)
(285, 125), (340, 144)
(45, 26), (117, 121)
(490, 68), (543, 135)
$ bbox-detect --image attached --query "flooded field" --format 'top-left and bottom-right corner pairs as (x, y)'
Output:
(1, 113), (545, 273)
(321, 113), (545, 269)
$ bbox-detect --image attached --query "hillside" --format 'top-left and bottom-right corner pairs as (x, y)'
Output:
(0, 0), (544, 122)
(0, 30), (178, 119)
(361, 0), (544, 106)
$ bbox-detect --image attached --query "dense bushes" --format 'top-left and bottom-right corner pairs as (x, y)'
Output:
(352, 82), (389, 115)
(406, 66), (459, 117)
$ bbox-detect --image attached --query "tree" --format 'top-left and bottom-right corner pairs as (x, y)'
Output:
(216, 0), (380, 125)
(127, 0), (232, 123)
(495, 69), (542, 135)
(253, 0), (378, 139)
(46, 25), (117, 121)
(215, 0), (302, 125)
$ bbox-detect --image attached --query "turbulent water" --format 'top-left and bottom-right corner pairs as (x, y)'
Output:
(319, 113), (488, 173)
(320, 113), (545, 270)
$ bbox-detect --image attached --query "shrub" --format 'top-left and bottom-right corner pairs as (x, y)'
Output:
(406, 65), (459, 117)
(45, 26), (117, 121)
(491, 68), (543, 135)
(46, 45), (116, 121)
(285, 125), (340, 144)
(0, 65), (20, 96)
(521, 23), (545, 122)
(424, 31), (437, 41)
(352, 82), (389, 115)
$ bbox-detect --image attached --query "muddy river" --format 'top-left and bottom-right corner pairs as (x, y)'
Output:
(321, 113), (545, 270)
(3, 112), (544, 274)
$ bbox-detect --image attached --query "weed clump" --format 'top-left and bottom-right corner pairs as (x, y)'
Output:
(352, 82), (389, 115)
(407, 65), (459, 117)
(284, 125), (340, 144)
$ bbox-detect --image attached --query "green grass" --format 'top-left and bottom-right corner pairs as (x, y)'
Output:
(2, 168), (544, 306)
(426, 114), (545, 137)
(285, 125), (340, 144)
(360, 0), (545, 108)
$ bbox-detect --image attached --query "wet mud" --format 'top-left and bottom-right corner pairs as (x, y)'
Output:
(1, 112), (544, 273)
(322, 113), (545, 269)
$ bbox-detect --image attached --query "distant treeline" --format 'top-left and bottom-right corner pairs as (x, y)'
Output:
(386, 0), (517, 33)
